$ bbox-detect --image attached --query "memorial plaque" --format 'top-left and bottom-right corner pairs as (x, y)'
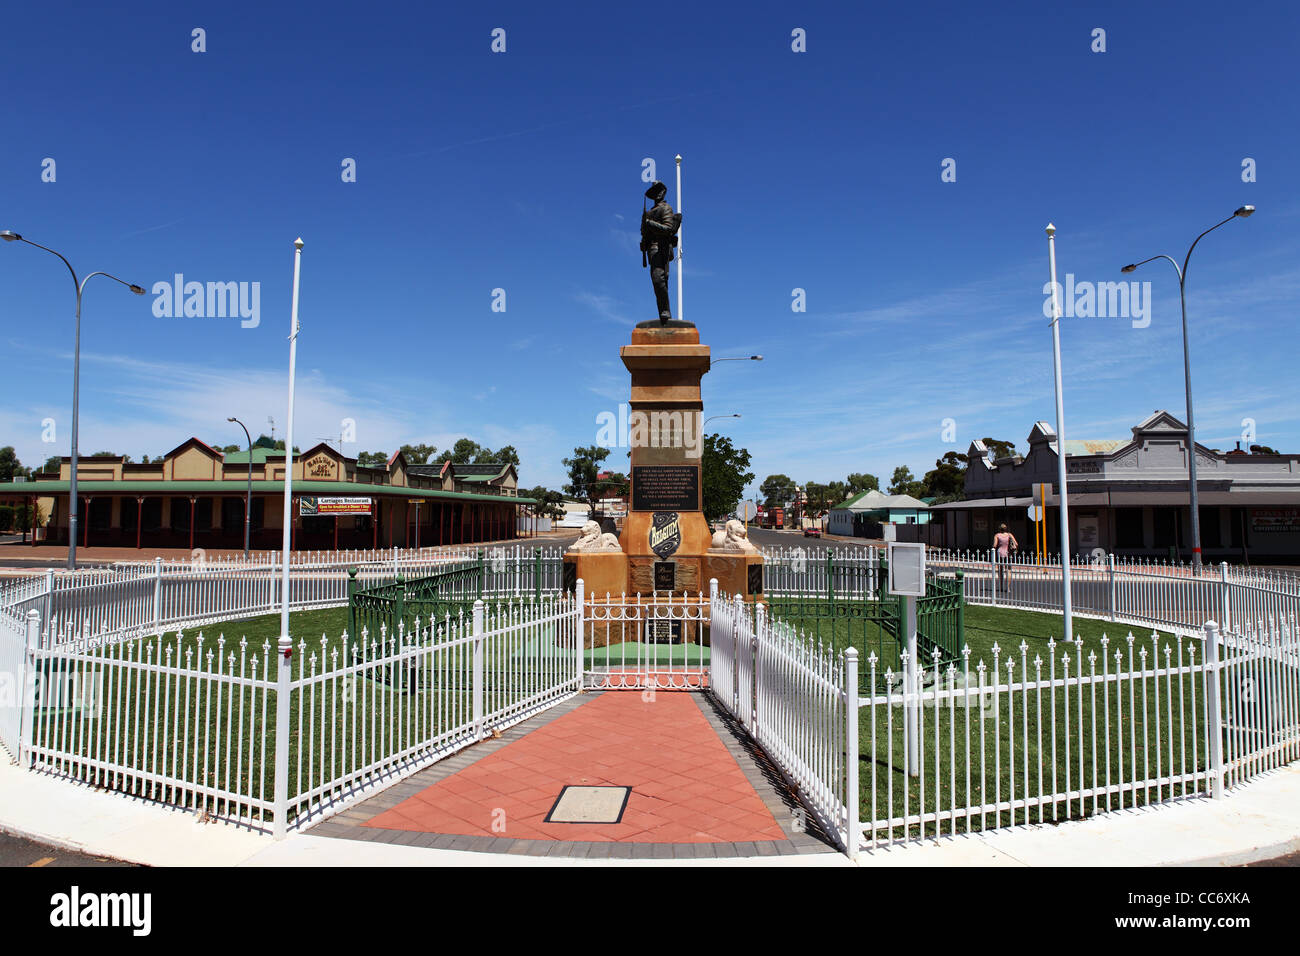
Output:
(649, 512), (682, 559)
(748, 563), (764, 596)
(646, 619), (683, 644)
(653, 561), (676, 592)
(562, 561), (577, 594)
(632, 465), (699, 512)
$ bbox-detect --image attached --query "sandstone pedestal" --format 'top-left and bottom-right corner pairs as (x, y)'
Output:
(565, 322), (762, 605)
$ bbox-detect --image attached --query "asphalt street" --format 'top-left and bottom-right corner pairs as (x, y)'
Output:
(0, 831), (137, 867)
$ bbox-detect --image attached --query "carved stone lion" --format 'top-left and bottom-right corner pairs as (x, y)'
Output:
(568, 519), (622, 553)
(711, 518), (757, 553)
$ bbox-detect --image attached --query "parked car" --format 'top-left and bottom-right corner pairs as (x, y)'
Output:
(803, 526), (822, 538)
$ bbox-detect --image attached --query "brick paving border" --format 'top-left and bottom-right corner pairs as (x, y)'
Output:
(308, 690), (837, 860)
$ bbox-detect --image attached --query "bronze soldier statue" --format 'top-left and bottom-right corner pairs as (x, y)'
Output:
(640, 180), (682, 322)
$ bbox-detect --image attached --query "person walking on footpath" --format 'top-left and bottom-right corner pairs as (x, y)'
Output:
(993, 523), (1018, 594)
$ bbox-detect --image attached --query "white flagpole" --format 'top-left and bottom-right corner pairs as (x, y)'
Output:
(1046, 223), (1074, 645)
(272, 236), (303, 839)
(279, 238), (304, 648)
(675, 154), (683, 322)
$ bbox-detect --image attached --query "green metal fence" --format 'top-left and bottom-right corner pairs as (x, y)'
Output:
(765, 570), (964, 687)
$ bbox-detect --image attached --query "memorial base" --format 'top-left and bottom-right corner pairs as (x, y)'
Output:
(563, 552), (628, 601)
(704, 551), (765, 601)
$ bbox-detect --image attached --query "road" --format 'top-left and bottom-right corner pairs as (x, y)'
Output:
(0, 831), (137, 867)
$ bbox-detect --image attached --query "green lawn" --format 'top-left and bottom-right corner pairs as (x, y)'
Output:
(30, 601), (1224, 840)
(30, 602), (575, 829)
(856, 605), (1214, 841)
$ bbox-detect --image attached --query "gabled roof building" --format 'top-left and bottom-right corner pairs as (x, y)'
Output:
(930, 410), (1300, 561)
(4, 438), (534, 552)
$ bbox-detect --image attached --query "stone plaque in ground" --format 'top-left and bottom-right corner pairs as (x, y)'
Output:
(545, 785), (631, 824)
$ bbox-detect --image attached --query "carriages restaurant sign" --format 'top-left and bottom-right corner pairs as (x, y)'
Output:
(299, 496), (373, 516)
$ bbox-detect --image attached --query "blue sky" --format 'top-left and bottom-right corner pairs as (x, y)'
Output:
(2, 2), (1297, 497)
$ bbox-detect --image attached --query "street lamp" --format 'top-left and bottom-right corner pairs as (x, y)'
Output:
(2, 231), (145, 568)
(227, 417), (253, 558)
(703, 413), (741, 428)
(1120, 205), (1255, 572)
(709, 355), (763, 368)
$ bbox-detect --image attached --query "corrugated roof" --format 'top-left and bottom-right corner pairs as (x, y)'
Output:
(830, 490), (930, 512)
(1, 479), (535, 505)
(222, 447), (279, 464)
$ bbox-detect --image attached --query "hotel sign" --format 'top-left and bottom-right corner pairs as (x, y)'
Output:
(300, 496), (372, 516)
(304, 454), (338, 479)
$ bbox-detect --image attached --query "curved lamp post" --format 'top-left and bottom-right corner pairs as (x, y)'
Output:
(709, 355), (762, 369)
(2, 231), (145, 568)
(227, 417), (254, 558)
(703, 413), (741, 428)
(1120, 205), (1254, 572)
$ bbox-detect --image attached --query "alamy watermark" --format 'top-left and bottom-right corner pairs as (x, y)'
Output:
(596, 404), (702, 459)
(152, 274), (260, 328)
(1043, 273), (1152, 328)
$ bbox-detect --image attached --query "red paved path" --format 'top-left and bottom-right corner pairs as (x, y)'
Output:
(364, 693), (785, 843)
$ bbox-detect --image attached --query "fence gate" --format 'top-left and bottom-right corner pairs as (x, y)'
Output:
(582, 591), (711, 691)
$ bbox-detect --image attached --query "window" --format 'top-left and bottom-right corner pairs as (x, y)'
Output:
(1229, 507), (1246, 548)
(194, 498), (212, 532)
(88, 498), (112, 530)
(121, 497), (138, 532)
(1115, 508), (1144, 549)
(169, 497), (191, 533)
(221, 497), (244, 533)
(1152, 508), (1180, 549)
(1198, 507), (1222, 549)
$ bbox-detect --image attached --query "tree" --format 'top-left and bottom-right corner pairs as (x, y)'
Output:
(563, 445), (612, 515)
(437, 438), (483, 465)
(520, 485), (565, 520)
(846, 472), (878, 495)
(356, 450), (388, 468)
(759, 474), (796, 508)
(824, 480), (847, 509)
(803, 481), (829, 513)
(888, 466), (925, 498)
(0, 447), (28, 482)
(398, 443), (438, 464)
(487, 445), (520, 467)
(981, 437), (1017, 460)
(41, 456), (61, 474)
(702, 433), (754, 521)
(921, 450), (967, 502)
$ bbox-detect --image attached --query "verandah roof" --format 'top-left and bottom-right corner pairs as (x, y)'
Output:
(3, 479), (536, 506)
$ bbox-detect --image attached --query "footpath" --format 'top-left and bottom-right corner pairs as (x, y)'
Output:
(1, 743), (1296, 867)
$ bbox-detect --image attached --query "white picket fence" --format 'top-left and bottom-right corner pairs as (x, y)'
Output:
(708, 586), (1300, 857)
(582, 588), (711, 691)
(709, 592), (853, 849)
(0, 609), (31, 759)
(12, 593), (582, 831)
(760, 545), (1300, 638)
(1, 546), (566, 647)
(4, 547), (1299, 857)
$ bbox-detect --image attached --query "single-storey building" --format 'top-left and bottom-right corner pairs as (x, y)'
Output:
(4, 437), (536, 552)
(827, 489), (931, 537)
(929, 410), (1300, 562)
